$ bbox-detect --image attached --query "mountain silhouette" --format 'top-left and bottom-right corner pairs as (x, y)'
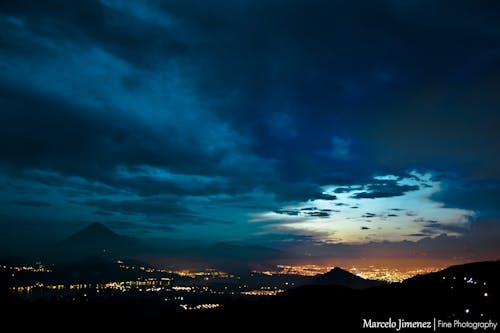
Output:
(65, 222), (120, 243)
(48, 223), (150, 261)
(2, 259), (498, 330)
(403, 260), (499, 287)
(313, 266), (384, 289)
(221, 260), (500, 329)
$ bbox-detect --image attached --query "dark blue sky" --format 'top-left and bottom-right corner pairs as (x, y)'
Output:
(0, 0), (499, 260)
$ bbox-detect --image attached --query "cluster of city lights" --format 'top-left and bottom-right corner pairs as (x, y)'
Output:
(240, 289), (284, 296)
(352, 266), (443, 283)
(258, 264), (444, 282)
(259, 264), (333, 276)
(2, 262), (52, 273)
(179, 303), (223, 311)
(114, 260), (231, 278)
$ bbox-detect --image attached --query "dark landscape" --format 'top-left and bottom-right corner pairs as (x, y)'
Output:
(1, 224), (498, 330)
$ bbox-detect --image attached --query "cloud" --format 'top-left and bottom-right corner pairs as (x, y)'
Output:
(78, 198), (192, 218)
(405, 233), (427, 237)
(422, 222), (471, 235)
(255, 172), (475, 244)
(431, 178), (500, 218)
(10, 199), (51, 207)
(274, 209), (300, 216)
(305, 211), (330, 218)
(0, 84), (220, 178)
(270, 218), (500, 261)
(334, 187), (355, 193)
(330, 137), (352, 160)
(0, 0), (499, 248)
(351, 181), (419, 199)
(105, 220), (177, 233)
(0, 0), (187, 69)
(273, 208), (330, 218)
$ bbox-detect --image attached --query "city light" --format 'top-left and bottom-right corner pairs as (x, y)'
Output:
(241, 289), (284, 296)
(256, 264), (443, 282)
(179, 303), (223, 311)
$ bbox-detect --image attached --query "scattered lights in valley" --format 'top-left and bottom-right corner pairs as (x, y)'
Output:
(179, 303), (223, 311)
(257, 264), (444, 283)
(241, 289), (284, 296)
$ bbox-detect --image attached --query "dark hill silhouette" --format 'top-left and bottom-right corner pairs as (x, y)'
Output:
(47, 223), (151, 261)
(2, 260), (499, 330)
(313, 266), (384, 289)
(65, 222), (119, 243)
(224, 260), (500, 329)
(403, 261), (499, 287)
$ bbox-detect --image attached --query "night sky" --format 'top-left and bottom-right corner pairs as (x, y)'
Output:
(1, 1), (499, 262)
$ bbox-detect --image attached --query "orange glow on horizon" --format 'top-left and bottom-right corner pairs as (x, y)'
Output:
(255, 257), (476, 282)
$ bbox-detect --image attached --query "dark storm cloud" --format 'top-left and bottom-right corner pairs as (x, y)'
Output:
(152, 0), (500, 179)
(273, 208), (330, 218)
(10, 199), (51, 207)
(78, 198), (192, 218)
(432, 178), (500, 217)
(0, 0), (187, 69)
(353, 191), (402, 199)
(333, 187), (353, 194)
(405, 233), (428, 237)
(273, 209), (300, 216)
(305, 211), (330, 218)
(105, 220), (177, 233)
(315, 193), (337, 201)
(351, 181), (419, 199)
(0, 82), (260, 205)
(2, 0), (498, 203)
(0, 84), (224, 178)
(145, 0), (422, 197)
(264, 180), (338, 203)
(422, 222), (471, 235)
(107, 174), (230, 197)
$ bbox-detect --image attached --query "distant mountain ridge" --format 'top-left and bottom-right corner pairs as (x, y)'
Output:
(313, 266), (385, 289)
(403, 260), (500, 287)
(47, 223), (151, 261)
(63, 222), (122, 244)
